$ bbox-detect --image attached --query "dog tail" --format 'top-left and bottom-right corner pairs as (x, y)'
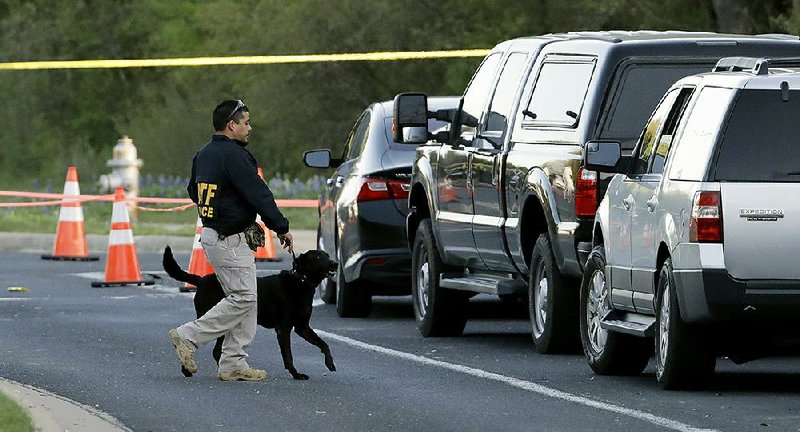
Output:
(162, 245), (203, 286)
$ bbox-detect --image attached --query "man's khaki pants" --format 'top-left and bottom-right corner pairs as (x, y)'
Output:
(176, 227), (257, 373)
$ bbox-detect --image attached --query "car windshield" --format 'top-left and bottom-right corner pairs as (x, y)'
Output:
(713, 88), (800, 182)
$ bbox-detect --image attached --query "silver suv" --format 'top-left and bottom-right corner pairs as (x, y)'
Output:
(579, 57), (800, 389)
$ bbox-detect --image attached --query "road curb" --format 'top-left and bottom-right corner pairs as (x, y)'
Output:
(0, 378), (131, 432)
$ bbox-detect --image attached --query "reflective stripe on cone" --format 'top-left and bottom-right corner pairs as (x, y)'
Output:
(92, 187), (153, 287)
(42, 166), (99, 261)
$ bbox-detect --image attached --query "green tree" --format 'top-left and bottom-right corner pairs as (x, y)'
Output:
(0, 0), (797, 188)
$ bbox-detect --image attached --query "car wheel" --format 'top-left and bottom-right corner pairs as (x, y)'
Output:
(579, 245), (651, 375)
(529, 233), (580, 354)
(316, 228), (336, 304)
(335, 250), (371, 318)
(655, 258), (716, 390)
(411, 219), (467, 337)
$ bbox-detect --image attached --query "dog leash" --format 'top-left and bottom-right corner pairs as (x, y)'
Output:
(290, 250), (298, 273)
(289, 251), (314, 285)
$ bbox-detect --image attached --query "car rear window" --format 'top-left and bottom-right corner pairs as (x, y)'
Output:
(714, 89), (800, 182)
(600, 63), (711, 149)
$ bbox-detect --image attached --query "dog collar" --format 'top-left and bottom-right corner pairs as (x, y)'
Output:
(290, 269), (316, 286)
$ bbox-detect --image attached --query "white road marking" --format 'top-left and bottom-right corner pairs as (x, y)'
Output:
(316, 330), (718, 432)
(73, 269), (282, 281)
(73, 271), (106, 280)
(59, 270), (711, 430)
(71, 269), (284, 299)
(142, 270), (283, 276)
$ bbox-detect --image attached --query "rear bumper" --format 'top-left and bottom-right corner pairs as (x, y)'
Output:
(343, 248), (412, 294)
(338, 198), (409, 293)
(672, 243), (800, 323)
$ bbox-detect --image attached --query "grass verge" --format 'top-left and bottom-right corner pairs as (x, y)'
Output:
(0, 391), (34, 432)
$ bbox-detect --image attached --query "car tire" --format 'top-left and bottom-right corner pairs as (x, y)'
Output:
(411, 219), (467, 337)
(335, 250), (371, 318)
(317, 227), (336, 304)
(529, 233), (580, 354)
(579, 245), (651, 375)
(655, 258), (716, 390)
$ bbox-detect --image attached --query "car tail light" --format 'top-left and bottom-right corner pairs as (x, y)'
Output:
(689, 191), (722, 243)
(575, 167), (598, 217)
(356, 178), (410, 202)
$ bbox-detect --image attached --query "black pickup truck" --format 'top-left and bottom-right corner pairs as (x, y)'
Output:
(392, 31), (800, 353)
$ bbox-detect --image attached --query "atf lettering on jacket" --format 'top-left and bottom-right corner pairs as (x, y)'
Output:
(196, 182), (218, 218)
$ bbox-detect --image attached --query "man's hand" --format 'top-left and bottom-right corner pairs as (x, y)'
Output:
(277, 232), (294, 254)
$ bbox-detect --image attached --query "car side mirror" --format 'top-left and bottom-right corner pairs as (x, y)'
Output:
(393, 93), (430, 144)
(584, 141), (623, 173)
(303, 149), (332, 169)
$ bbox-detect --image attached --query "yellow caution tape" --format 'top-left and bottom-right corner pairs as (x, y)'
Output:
(7, 286), (29, 292)
(0, 49), (490, 70)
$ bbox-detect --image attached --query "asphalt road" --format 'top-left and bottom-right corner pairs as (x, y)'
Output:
(1, 250), (799, 432)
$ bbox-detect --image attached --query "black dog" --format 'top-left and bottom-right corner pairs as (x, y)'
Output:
(163, 246), (337, 380)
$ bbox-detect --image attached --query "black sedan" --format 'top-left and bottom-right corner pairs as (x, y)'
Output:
(304, 97), (458, 317)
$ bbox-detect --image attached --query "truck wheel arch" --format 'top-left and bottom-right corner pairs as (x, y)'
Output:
(520, 196), (549, 269)
(518, 168), (562, 269)
(592, 223), (604, 248)
(655, 241), (671, 309)
(408, 183), (430, 248)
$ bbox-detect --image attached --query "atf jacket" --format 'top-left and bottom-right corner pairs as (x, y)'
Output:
(187, 135), (289, 236)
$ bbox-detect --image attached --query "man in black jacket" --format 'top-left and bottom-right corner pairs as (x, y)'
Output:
(169, 99), (293, 381)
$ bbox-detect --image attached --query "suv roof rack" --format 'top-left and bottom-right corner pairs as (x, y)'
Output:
(713, 57), (800, 75)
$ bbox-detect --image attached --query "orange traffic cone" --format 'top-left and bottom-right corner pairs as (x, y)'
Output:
(255, 167), (281, 262)
(42, 167), (99, 261)
(92, 187), (154, 287)
(180, 218), (215, 292)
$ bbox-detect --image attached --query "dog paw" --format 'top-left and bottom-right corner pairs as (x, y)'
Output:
(181, 366), (193, 378)
(292, 373), (310, 380)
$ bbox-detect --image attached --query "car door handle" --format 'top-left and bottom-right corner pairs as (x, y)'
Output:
(622, 194), (634, 211)
(646, 195), (658, 212)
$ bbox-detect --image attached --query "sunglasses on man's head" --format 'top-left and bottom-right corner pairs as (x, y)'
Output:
(228, 99), (246, 122)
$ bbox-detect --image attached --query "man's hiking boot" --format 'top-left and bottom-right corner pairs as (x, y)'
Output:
(169, 329), (198, 375)
(218, 367), (268, 382)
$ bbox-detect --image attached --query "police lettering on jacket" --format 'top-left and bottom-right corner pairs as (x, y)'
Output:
(187, 135), (289, 236)
(196, 182), (217, 218)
